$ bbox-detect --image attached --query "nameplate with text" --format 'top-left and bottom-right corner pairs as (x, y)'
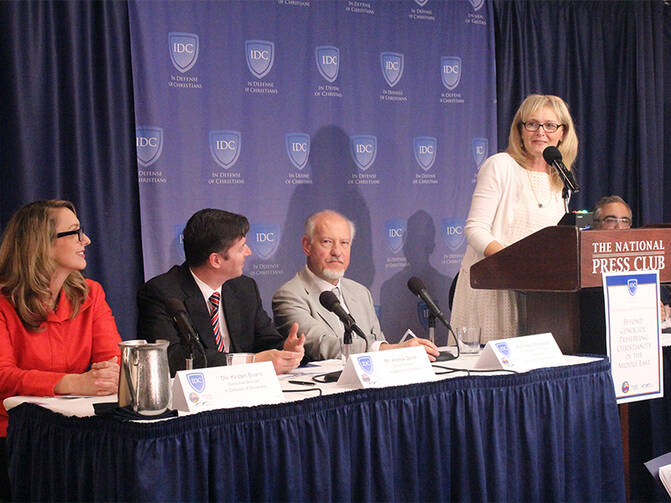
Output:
(337, 346), (435, 388)
(474, 333), (565, 372)
(172, 361), (283, 412)
(603, 270), (663, 404)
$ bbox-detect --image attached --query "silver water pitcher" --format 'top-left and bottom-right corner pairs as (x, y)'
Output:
(118, 339), (171, 415)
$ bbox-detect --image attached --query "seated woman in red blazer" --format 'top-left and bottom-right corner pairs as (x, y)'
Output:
(0, 200), (122, 494)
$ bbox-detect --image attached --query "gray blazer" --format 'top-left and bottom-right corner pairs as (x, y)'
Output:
(272, 267), (385, 360)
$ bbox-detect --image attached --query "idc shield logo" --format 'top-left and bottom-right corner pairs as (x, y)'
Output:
(380, 52), (404, 88)
(469, 0), (485, 11)
(315, 46), (339, 83)
(245, 40), (275, 79)
(249, 223), (280, 260)
(169, 32), (199, 73)
(442, 218), (466, 251)
(472, 138), (488, 169)
(187, 372), (205, 393)
(209, 130), (241, 170)
(350, 135), (377, 171)
(174, 224), (185, 262)
(136, 127), (163, 168)
(415, 0), (429, 5)
(357, 355), (373, 374)
(627, 279), (638, 296)
(285, 133), (310, 170)
(385, 218), (407, 254)
(414, 136), (437, 171)
(441, 56), (461, 91)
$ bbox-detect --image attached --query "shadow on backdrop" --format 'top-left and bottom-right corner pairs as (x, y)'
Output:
(380, 210), (451, 344)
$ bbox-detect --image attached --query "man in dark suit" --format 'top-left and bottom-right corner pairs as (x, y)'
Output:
(137, 208), (304, 375)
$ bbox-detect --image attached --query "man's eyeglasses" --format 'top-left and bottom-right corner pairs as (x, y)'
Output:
(522, 121), (563, 133)
(56, 228), (85, 241)
(593, 217), (632, 229)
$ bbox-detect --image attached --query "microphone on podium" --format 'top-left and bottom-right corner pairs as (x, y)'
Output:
(543, 146), (579, 193)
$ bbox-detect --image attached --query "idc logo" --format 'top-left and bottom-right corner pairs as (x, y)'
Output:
(187, 372), (205, 393)
(380, 52), (404, 88)
(472, 138), (488, 169)
(442, 218), (466, 251)
(413, 137), (437, 171)
(136, 127), (163, 168)
(385, 218), (407, 254)
(245, 40), (275, 79)
(469, 0), (485, 11)
(627, 279), (638, 296)
(285, 133), (310, 170)
(174, 224), (186, 261)
(315, 46), (339, 83)
(209, 130), (241, 170)
(441, 56), (462, 91)
(350, 135), (377, 171)
(249, 223), (280, 260)
(169, 32), (199, 73)
(415, 0), (429, 5)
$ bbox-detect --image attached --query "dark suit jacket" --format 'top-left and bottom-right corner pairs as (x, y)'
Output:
(137, 264), (284, 375)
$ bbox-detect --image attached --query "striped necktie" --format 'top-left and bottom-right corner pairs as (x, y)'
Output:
(209, 291), (224, 352)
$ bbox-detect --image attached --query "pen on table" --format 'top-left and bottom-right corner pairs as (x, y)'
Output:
(289, 380), (316, 386)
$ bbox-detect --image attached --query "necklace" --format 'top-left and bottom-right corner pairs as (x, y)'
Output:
(525, 168), (547, 208)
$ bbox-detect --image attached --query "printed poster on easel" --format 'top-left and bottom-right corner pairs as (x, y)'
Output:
(603, 270), (663, 404)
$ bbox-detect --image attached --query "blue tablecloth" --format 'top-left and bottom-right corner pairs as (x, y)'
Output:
(7, 358), (625, 502)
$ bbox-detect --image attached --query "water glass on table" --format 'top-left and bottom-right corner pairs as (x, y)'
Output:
(456, 327), (482, 355)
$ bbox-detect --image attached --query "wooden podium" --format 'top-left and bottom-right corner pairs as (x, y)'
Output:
(470, 225), (671, 354)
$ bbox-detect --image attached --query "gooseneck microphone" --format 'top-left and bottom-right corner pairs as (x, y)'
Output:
(542, 146), (579, 193)
(407, 277), (458, 361)
(319, 290), (368, 343)
(407, 277), (451, 330)
(165, 298), (207, 369)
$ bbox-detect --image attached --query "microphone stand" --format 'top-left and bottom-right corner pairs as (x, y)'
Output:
(427, 313), (436, 344)
(341, 327), (353, 363)
(184, 333), (194, 370)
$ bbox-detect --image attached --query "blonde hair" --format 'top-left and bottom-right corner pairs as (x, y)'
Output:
(506, 94), (579, 190)
(0, 200), (88, 330)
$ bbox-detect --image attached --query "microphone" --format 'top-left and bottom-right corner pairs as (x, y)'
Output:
(542, 146), (579, 193)
(165, 298), (207, 368)
(319, 290), (368, 342)
(407, 277), (451, 330)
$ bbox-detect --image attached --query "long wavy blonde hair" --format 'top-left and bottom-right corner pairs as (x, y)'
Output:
(0, 200), (89, 330)
(506, 94), (579, 191)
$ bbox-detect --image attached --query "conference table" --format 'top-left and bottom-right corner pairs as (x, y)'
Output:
(5, 355), (625, 502)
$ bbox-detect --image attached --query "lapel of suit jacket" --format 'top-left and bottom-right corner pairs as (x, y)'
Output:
(298, 267), (341, 336)
(221, 281), (241, 352)
(178, 265), (216, 348)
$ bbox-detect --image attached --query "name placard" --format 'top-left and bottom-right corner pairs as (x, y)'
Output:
(603, 270), (663, 404)
(337, 346), (435, 388)
(474, 333), (565, 372)
(172, 361), (283, 412)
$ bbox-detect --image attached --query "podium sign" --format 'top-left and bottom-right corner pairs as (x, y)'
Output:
(603, 271), (663, 403)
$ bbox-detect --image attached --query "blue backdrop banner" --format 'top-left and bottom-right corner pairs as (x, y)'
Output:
(128, 0), (497, 344)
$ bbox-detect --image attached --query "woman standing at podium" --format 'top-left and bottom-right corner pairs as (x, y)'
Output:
(0, 200), (121, 499)
(450, 94), (578, 343)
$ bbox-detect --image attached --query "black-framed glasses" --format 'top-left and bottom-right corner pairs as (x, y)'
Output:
(522, 120), (563, 133)
(593, 217), (632, 229)
(56, 228), (85, 241)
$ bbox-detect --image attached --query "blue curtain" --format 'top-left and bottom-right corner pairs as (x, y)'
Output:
(493, 0), (665, 225)
(0, 0), (142, 338)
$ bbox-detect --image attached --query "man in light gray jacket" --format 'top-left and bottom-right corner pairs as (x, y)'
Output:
(272, 210), (438, 361)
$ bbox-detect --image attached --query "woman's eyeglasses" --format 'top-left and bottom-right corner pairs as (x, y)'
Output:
(522, 121), (563, 133)
(56, 228), (85, 241)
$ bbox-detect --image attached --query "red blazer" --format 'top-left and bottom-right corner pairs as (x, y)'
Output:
(0, 279), (121, 436)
